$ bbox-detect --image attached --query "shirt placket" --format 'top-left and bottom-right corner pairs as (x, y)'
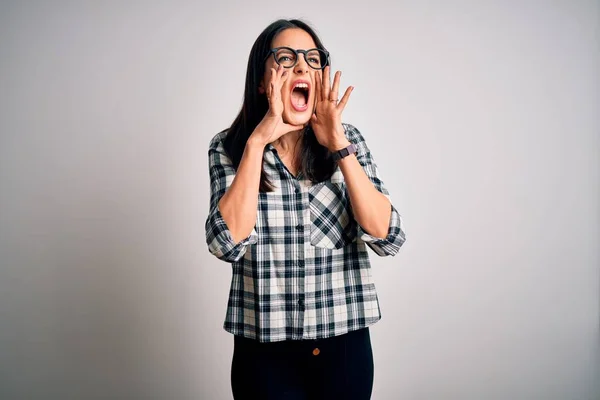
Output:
(300, 177), (317, 339)
(268, 146), (307, 341)
(291, 174), (307, 340)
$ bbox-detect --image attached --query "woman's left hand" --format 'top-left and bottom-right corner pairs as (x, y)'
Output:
(311, 66), (354, 151)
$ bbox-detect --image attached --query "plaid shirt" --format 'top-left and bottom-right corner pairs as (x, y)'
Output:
(205, 123), (406, 343)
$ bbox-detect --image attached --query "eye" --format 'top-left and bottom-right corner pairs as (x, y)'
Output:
(275, 49), (296, 64)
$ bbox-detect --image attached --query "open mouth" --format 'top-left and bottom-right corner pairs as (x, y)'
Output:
(290, 81), (310, 112)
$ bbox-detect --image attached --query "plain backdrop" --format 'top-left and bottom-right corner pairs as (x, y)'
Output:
(0, 1), (598, 399)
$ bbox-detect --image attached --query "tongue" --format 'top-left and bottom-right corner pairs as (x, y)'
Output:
(291, 90), (307, 107)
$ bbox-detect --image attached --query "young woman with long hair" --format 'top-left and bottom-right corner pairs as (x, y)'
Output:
(205, 18), (406, 399)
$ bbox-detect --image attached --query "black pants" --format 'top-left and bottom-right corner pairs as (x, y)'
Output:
(231, 328), (374, 400)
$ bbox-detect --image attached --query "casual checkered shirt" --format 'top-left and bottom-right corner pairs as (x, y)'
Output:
(205, 123), (406, 343)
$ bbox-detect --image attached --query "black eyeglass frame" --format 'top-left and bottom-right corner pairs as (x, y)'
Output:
(264, 47), (330, 70)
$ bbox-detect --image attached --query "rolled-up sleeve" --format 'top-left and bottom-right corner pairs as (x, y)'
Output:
(344, 123), (406, 257)
(205, 134), (258, 262)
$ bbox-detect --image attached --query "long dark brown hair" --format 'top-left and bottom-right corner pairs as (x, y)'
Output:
(223, 19), (336, 192)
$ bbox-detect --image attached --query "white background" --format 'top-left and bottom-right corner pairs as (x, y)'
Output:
(0, 1), (598, 399)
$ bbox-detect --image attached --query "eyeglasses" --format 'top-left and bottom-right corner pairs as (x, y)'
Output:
(264, 47), (330, 70)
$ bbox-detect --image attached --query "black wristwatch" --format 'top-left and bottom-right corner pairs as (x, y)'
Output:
(331, 143), (357, 162)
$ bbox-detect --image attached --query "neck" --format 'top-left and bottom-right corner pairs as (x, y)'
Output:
(273, 129), (303, 155)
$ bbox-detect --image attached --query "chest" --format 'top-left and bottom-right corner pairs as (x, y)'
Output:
(276, 151), (300, 177)
(256, 155), (356, 250)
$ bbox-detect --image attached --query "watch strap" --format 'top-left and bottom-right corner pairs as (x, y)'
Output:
(331, 143), (357, 161)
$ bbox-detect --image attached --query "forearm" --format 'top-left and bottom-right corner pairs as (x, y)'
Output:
(218, 138), (265, 243)
(337, 148), (392, 239)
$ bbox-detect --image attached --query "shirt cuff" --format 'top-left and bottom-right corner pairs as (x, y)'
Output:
(207, 206), (258, 262)
(357, 205), (405, 256)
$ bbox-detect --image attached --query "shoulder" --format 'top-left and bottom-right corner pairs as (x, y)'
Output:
(341, 123), (369, 152)
(209, 129), (229, 152)
(341, 123), (366, 144)
(207, 129), (234, 168)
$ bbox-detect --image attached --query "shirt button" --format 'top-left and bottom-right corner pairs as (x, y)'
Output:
(298, 260), (304, 267)
(312, 348), (320, 356)
(296, 224), (303, 231)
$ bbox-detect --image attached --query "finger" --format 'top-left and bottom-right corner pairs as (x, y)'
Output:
(267, 68), (276, 98)
(273, 65), (284, 88)
(314, 72), (322, 102)
(282, 122), (303, 131)
(276, 66), (289, 95)
(280, 69), (289, 84)
(322, 66), (331, 100)
(330, 71), (341, 101)
(277, 76), (286, 99)
(337, 86), (353, 111)
(277, 123), (304, 138)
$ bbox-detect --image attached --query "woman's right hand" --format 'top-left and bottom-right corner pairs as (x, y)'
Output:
(249, 65), (304, 147)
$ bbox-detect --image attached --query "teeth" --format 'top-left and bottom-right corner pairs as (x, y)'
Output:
(294, 83), (309, 89)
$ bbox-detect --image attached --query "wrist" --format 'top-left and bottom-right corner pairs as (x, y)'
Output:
(247, 135), (268, 150)
(326, 125), (351, 151)
(328, 138), (351, 152)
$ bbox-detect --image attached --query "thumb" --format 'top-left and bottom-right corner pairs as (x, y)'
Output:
(279, 122), (304, 136)
(287, 124), (304, 132)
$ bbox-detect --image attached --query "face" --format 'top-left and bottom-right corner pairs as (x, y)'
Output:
(260, 28), (322, 126)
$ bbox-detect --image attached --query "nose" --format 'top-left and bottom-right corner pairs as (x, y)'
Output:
(293, 54), (310, 74)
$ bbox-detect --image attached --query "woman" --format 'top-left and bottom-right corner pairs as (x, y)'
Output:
(205, 18), (406, 400)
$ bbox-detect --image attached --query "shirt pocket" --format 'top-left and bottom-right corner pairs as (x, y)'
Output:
(308, 173), (357, 250)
